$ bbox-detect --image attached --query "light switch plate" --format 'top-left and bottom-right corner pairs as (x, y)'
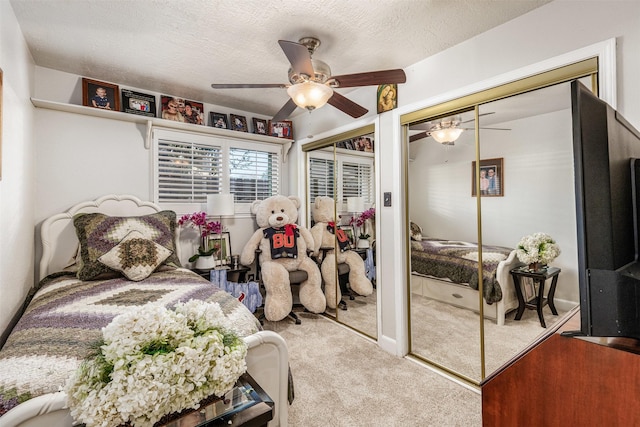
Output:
(384, 192), (391, 207)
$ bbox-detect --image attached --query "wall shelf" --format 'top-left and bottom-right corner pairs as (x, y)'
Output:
(30, 98), (293, 156)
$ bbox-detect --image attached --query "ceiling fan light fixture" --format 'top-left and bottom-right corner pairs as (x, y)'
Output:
(432, 127), (464, 144)
(287, 81), (333, 111)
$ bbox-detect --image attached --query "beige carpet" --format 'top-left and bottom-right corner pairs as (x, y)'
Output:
(263, 314), (481, 426)
(410, 293), (568, 380)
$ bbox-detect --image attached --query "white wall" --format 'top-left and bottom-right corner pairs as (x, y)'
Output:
(32, 67), (287, 273)
(292, 0), (640, 355)
(0, 0), (36, 334)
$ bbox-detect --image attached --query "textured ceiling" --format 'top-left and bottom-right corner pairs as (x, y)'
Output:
(10, 0), (551, 117)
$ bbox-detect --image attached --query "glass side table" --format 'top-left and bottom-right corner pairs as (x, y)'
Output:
(159, 373), (274, 427)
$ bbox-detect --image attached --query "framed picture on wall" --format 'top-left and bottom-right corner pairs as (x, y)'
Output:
(377, 83), (397, 113)
(472, 157), (504, 197)
(268, 120), (293, 139)
(121, 89), (156, 117)
(252, 118), (268, 135)
(82, 78), (120, 111)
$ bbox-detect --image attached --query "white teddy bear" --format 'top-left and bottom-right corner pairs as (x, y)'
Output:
(310, 196), (373, 309)
(240, 195), (326, 321)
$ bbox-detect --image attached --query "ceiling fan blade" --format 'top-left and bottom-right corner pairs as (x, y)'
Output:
(461, 112), (495, 123)
(271, 98), (298, 122)
(327, 92), (368, 118)
(211, 83), (287, 89)
(278, 40), (315, 77)
(330, 69), (406, 88)
(409, 132), (430, 143)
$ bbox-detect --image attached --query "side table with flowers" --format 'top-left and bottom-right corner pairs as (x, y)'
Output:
(515, 232), (561, 272)
(349, 207), (375, 249)
(178, 211), (222, 269)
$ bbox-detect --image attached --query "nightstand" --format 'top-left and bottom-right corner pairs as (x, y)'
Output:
(510, 265), (561, 328)
(193, 265), (250, 282)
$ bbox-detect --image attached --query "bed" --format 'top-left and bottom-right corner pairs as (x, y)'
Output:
(410, 237), (522, 326)
(0, 194), (289, 427)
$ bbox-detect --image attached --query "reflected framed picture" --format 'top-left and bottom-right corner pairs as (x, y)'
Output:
(472, 157), (504, 197)
(207, 232), (231, 266)
(252, 118), (268, 135)
(82, 78), (120, 111)
(339, 226), (355, 246)
(210, 112), (229, 129)
(268, 120), (293, 139)
(230, 114), (248, 132)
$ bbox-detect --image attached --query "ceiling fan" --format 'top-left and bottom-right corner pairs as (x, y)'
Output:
(409, 113), (510, 145)
(211, 37), (406, 121)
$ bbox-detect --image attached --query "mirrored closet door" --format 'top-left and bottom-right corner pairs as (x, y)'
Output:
(404, 60), (597, 384)
(303, 125), (377, 339)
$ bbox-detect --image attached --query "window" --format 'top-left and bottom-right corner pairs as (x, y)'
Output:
(153, 129), (281, 213)
(307, 150), (373, 212)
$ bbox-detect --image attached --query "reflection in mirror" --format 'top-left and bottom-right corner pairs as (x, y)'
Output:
(406, 78), (586, 383)
(306, 132), (377, 339)
(479, 81), (581, 374)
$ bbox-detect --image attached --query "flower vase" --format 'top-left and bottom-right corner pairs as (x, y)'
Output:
(357, 239), (370, 249)
(528, 262), (545, 272)
(195, 255), (216, 270)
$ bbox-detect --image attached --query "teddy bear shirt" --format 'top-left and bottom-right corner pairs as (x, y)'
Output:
(327, 222), (351, 252)
(264, 225), (299, 259)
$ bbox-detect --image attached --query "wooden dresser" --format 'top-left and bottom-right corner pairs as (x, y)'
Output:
(482, 308), (640, 426)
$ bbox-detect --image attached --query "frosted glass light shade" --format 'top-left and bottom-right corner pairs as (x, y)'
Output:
(346, 196), (365, 213)
(287, 81), (333, 111)
(432, 127), (464, 144)
(207, 194), (235, 216)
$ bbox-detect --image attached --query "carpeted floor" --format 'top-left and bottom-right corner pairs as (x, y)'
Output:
(263, 314), (482, 426)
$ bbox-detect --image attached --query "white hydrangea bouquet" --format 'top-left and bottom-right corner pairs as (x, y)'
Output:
(65, 300), (248, 427)
(516, 232), (561, 266)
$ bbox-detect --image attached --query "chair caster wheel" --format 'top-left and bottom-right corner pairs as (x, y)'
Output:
(339, 300), (347, 310)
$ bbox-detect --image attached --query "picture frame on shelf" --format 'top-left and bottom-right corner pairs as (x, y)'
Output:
(339, 225), (355, 247)
(268, 120), (293, 139)
(121, 89), (156, 117)
(472, 157), (504, 197)
(82, 78), (120, 111)
(252, 118), (268, 135)
(207, 232), (231, 266)
(182, 100), (204, 125)
(230, 114), (248, 132)
(209, 112), (229, 129)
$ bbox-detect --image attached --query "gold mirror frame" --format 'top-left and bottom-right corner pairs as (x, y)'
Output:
(403, 58), (598, 385)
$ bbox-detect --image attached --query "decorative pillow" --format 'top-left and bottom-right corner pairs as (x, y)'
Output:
(98, 231), (172, 281)
(410, 221), (423, 241)
(74, 210), (181, 280)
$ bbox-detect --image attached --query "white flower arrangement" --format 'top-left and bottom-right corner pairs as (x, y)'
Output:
(516, 232), (561, 265)
(65, 300), (248, 427)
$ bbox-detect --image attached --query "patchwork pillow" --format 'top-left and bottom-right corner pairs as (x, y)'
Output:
(98, 231), (172, 281)
(410, 221), (423, 241)
(74, 210), (181, 280)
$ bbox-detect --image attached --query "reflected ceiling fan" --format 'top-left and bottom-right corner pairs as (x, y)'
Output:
(409, 113), (510, 145)
(211, 37), (406, 121)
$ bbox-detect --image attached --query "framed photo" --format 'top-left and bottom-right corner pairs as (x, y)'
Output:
(354, 135), (374, 153)
(252, 118), (268, 135)
(159, 96), (204, 124)
(82, 78), (120, 111)
(230, 114), (248, 132)
(377, 83), (397, 113)
(268, 120), (293, 139)
(207, 232), (231, 266)
(121, 89), (156, 117)
(472, 157), (504, 197)
(209, 112), (229, 129)
(339, 226), (355, 246)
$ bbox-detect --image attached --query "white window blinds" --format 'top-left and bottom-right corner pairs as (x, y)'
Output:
(154, 129), (281, 211)
(309, 157), (335, 201)
(342, 161), (373, 206)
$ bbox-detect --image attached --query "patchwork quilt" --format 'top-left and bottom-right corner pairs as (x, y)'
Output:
(410, 238), (513, 304)
(0, 269), (261, 416)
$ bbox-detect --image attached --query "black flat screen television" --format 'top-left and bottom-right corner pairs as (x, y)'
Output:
(571, 80), (640, 339)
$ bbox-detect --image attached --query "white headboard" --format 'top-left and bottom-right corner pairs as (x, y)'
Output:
(39, 194), (183, 281)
